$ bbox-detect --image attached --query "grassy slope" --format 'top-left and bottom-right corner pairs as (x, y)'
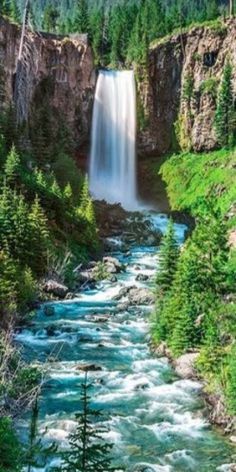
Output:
(160, 148), (236, 227)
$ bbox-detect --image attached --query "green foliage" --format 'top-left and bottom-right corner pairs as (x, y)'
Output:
(182, 74), (194, 103)
(42, 3), (59, 32)
(214, 61), (236, 148)
(0, 417), (22, 472)
(4, 145), (21, 185)
(155, 146), (236, 411)
(160, 148), (236, 226)
(200, 78), (219, 100)
(156, 219), (179, 296)
(60, 373), (116, 472)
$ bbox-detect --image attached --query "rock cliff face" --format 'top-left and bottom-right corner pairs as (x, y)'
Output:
(0, 16), (95, 147)
(139, 19), (236, 155)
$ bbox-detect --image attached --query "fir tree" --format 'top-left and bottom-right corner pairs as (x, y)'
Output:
(28, 195), (49, 274)
(73, 0), (89, 34)
(156, 218), (179, 296)
(42, 4), (59, 32)
(4, 145), (21, 185)
(214, 60), (236, 148)
(64, 182), (73, 202)
(61, 372), (116, 472)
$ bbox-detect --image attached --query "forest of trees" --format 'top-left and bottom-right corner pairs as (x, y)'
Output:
(1, 0), (235, 66)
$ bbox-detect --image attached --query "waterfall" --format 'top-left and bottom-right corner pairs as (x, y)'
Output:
(89, 70), (137, 210)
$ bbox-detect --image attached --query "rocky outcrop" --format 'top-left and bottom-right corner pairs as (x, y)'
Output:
(139, 19), (236, 155)
(0, 16), (95, 147)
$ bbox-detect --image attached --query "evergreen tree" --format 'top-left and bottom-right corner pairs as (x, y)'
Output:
(64, 182), (73, 202)
(214, 61), (236, 148)
(79, 175), (90, 212)
(9, 0), (21, 22)
(4, 145), (21, 185)
(0, 417), (22, 472)
(61, 372), (116, 472)
(73, 0), (89, 34)
(156, 218), (180, 296)
(42, 4), (59, 32)
(28, 195), (50, 274)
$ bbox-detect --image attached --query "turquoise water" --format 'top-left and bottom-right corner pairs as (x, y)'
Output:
(17, 213), (234, 471)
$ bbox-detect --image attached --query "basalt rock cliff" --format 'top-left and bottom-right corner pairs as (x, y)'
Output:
(1, 17), (236, 156)
(138, 19), (236, 155)
(0, 16), (95, 148)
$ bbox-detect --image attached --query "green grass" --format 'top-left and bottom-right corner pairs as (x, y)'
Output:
(160, 148), (236, 227)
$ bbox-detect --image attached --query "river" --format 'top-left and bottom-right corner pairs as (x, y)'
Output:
(16, 211), (234, 472)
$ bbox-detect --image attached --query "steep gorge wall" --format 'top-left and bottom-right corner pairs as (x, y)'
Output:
(0, 17), (95, 148)
(138, 19), (236, 156)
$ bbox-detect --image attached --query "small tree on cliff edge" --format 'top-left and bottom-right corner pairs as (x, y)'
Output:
(61, 372), (117, 472)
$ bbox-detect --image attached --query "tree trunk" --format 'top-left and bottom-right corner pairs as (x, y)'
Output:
(229, 0), (233, 17)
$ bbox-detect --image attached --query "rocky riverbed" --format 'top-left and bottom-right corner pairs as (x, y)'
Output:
(16, 211), (235, 471)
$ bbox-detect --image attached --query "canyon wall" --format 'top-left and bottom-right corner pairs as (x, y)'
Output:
(0, 16), (95, 148)
(138, 19), (236, 155)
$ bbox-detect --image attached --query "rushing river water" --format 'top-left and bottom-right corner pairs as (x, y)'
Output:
(17, 212), (234, 472)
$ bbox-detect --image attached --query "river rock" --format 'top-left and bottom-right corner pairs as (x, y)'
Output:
(135, 273), (149, 282)
(131, 465), (156, 472)
(43, 305), (55, 317)
(128, 287), (155, 305)
(77, 270), (96, 283)
(43, 280), (69, 299)
(174, 352), (199, 379)
(75, 363), (102, 372)
(113, 286), (136, 300)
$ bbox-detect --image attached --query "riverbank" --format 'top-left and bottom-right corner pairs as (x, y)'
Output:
(151, 148), (236, 452)
(15, 207), (236, 471)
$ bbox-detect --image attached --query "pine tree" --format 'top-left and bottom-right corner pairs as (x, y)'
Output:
(64, 182), (73, 202)
(4, 145), (21, 185)
(79, 176), (90, 212)
(61, 373), (116, 472)
(73, 0), (89, 34)
(214, 60), (236, 148)
(28, 195), (49, 274)
(156, 218), (179, 296)
(42, 4), (59, 32)
(9, 0), (21, 22)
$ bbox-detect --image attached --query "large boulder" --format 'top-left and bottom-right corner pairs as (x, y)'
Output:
(114, 286), (154, 305)
(43, 280), (69, 299)
(174, 352), (199, 379)
(128, 287), (155, 305)
(75, 363), (102, 372)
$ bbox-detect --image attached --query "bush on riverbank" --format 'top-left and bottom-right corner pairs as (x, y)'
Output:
(153, 148), (236, 415)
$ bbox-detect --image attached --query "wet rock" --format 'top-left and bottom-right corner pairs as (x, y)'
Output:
(109, 275), (118, 283)
(128, 287), (155, 305)
(116, 302), (130, 312)
(46, 326), (56, 336)
(77, 270), (96, 283)
(135, 273), (149, 282)
(103, 256), (123, 273)
(174, 352), (199, 379)
(75, 363), (102, 372)
(131, 465), (156, 472)
(228, 465), (236, 472)
(65, 292), (75, 300)
(43, 305), (55, 317)
(43, 280), (69, 299)
(114, 286), (136, 301)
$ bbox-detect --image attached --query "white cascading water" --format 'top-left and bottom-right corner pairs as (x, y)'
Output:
(89, 70), (137, 210)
